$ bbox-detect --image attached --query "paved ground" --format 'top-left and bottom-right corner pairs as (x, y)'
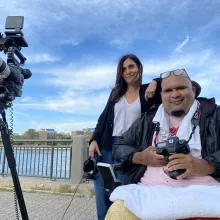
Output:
(0, 191), (97, 220)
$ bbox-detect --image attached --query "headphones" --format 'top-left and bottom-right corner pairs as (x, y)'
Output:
(83, 152), (101, 179)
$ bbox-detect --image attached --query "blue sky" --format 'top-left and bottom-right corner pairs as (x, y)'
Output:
(0, 0), (220, 134)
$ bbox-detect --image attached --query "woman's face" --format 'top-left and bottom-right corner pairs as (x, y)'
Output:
(122, 58), (140, 85)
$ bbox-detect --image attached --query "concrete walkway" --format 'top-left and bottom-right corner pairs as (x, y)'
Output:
(0, 176), (97, 220)
(0, 191), (97, 220)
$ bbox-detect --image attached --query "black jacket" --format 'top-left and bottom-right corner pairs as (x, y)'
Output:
(113, 97), (220, 184)
(89, 79), (162, 150)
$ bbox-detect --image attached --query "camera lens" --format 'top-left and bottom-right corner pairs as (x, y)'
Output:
(0, 58), (10, 79)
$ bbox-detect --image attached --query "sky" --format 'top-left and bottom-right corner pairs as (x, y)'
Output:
(0, 0), (220, 134)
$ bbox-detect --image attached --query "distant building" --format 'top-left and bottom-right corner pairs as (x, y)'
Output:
(38, 130), (47, 139)
(71, 131), (84, 137)
(45, 129), (56, 139)
(39, 129), (56, 139)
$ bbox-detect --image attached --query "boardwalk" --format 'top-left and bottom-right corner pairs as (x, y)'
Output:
(0, 191), (97, 220)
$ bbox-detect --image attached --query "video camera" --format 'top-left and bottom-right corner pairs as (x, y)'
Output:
(0, 16), (31, 219)
(0, 16), (32, 109)
(156, 136), (190, 179)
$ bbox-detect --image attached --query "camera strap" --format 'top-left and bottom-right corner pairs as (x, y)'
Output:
(154, 122), (160, 146)
(187, 102), (201, 143)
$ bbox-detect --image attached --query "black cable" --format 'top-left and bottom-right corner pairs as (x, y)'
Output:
(61, 176), (83, 220)
(10, 104), (20, 220)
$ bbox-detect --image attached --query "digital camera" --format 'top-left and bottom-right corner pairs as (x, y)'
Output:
(156, 136), (190, 179)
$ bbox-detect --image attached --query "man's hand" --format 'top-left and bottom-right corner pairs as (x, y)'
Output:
(132, 146), (168, 167)
(168, 154), (215, 180)
(145, 80), (157, 101)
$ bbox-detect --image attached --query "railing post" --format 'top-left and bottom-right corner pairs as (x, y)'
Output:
(50, 144), (54, 180)
(70, 135), (88, 184)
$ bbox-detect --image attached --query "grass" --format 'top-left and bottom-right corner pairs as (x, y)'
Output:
(0, 179), (95, 197)
(58, 184), (74, 193)
(30, 184), (52, 191)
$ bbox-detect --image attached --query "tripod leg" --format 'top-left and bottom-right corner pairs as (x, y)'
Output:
(0, 119), (29, 220)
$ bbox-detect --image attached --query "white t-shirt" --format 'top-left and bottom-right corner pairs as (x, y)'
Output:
(112, 95), (141, 136)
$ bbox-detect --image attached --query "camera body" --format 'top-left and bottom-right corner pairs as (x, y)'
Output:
(156, 136), (190, 179)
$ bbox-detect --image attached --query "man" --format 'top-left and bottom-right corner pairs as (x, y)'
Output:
(105, 69), (220, 220)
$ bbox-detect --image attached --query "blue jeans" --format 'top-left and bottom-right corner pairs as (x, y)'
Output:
(93, 148), (127, 220)
(94, 149), (113, 220)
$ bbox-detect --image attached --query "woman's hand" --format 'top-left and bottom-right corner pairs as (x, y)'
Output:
(145, 80), (158, 101)
(89, 140), (102, 157)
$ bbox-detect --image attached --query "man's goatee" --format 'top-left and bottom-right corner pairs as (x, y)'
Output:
(171, 110), (185, 117)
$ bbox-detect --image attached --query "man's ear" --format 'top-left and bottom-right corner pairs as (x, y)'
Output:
(192, 86), (196, 97)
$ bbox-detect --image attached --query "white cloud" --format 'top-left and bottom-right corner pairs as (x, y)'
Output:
(59, 39), (80, 46)
(1, 0), (219, 47)
(173, 32), (190, 53)
(20, 96), (35, 102)
(14, 49), (220, 115)
(30, 49), (216, 92)
(27, 53), (59, 63)
(143, 50), (220, 98)
(35, 63), (117, 91)
(31, 120), (97, 133)
(15, 90), (111, 115)
(143, 50), (213, 75)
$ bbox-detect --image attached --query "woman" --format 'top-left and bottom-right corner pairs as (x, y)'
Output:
(88, 54), (162, 220)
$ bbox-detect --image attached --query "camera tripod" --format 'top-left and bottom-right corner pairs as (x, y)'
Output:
(0, 108), (29, 220)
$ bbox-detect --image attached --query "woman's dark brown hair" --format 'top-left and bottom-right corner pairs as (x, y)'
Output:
(111, 54), (143, 102)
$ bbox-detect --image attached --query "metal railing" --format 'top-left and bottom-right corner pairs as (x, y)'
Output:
(0, 144), (72, 180)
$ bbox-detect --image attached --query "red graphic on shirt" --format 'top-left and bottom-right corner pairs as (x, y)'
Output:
(169, 126), (179, 135)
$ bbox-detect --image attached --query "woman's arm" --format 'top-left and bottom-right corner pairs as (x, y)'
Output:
(144, 77), (162, 105)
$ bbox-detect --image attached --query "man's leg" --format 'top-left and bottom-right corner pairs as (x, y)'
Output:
(94, 149), (113, 220)
(105, 200), (141, 220)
